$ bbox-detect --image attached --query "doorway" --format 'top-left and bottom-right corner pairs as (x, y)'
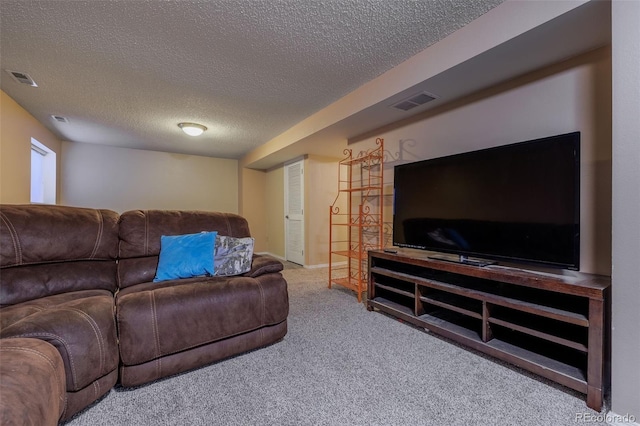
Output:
(284, 160), (305, 265)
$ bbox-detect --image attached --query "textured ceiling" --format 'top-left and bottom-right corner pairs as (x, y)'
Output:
(1, 0), (504, 159)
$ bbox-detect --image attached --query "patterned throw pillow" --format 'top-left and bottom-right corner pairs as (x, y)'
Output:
(213, 236), (255, 276)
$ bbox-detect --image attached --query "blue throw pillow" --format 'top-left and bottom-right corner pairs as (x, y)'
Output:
(153, 231), (217, 282)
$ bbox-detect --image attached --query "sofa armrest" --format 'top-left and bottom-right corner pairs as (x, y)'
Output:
(243, 255), (284, 278)
(0, 338), (66, 426)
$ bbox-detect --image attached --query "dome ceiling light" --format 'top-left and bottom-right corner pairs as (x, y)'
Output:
(178, 122), (207, 137)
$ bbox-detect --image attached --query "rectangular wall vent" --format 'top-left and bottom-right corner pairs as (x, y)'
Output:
(391, 91), (437, 111)
(51, 115), (69, 123)
(5, 70), (38, 87)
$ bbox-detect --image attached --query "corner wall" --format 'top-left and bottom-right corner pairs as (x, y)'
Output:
(611, 0), (640, 420)
(305, 155), (342, 266)
(350, 47), (612, 276)
(239, 167), (267, 253)
(0, 90), (61, 203)
(247, 155), (342, 266)
(265, 166), (285, 258)
(61, 141), (238, 214)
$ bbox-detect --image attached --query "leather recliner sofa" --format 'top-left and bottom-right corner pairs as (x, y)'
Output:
(0, 205), (121, 421)
(115, 209), (289, 387)
(0, 205), (289, 424)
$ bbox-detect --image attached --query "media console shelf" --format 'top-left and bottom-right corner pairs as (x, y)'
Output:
(367, 248), (610, 410)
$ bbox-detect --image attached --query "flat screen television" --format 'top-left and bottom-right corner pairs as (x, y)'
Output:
(392, 132), (580, 270)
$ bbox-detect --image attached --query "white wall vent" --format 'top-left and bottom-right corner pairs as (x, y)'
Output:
(391, 91), (438, 111)
(51, 115), (69, 123)
(5, 70), (38, 87)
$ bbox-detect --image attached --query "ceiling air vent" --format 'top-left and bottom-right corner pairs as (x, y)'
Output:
(391, 91), (437, 111)
(5, 70), (38, 87)
(51, 115), (69, 123)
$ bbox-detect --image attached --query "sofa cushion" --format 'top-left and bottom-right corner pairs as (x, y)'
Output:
(0, 204), (119, 267)
(118, 210), (252, 289)
(116, 273), (288, 366)
(0, 204), (119, 305)
(0, 261), (117, 308)
(119, 321), (287, 388)
(0, 338), (66, 426)
(213, 235), (254, 276)
(118, 210), (251, 259)
(154, 231), (217, 282)
(242, 254), (284, 277)
(0, 290), (119, 392)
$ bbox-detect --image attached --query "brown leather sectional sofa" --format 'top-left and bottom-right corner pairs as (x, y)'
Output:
(0, 205), (289, 425)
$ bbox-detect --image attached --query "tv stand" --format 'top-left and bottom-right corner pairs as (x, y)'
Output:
(428, 253), (495, 267)
(367, 248), (609, 410)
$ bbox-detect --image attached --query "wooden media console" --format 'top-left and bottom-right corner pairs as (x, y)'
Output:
(367, 248), (609, 410)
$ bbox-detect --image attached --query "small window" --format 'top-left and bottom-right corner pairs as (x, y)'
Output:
(30, 138), (56, 204)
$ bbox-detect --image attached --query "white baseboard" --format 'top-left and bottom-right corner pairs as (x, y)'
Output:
(304, 263), (328, 269)
(255, 252), (286, 261)
(305, 261), (348, 269)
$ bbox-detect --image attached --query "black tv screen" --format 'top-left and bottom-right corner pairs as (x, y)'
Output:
(392, 132), (580, 270)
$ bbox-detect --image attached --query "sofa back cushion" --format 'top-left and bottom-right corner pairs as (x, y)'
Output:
(117, 210), (251, 289)
(0, 205), (119, 306)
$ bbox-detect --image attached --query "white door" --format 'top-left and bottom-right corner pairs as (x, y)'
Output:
(285, 160), (305, 265)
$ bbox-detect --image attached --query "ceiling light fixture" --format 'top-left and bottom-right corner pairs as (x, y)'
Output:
(178, 122), (207, 137)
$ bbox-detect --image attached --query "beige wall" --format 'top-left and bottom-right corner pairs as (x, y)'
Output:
(253, 155), (341, 265)
(350, 48), (612, 276)
(239, 167), (267, 252)
(252, 49), (613, 274)
(265, 166), (285, 258)
(611, 0), (640, 419)
(0, 90), (62, 204)
(61, 141), (238, 214)
(305, 155), (342, 266)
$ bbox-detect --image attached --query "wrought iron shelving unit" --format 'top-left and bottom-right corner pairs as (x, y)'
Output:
(329, 138), (384, 302)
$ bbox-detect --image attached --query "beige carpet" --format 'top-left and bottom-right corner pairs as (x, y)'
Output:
(66, 265), (605, 425)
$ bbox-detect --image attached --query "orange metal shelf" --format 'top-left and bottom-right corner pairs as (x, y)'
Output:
(329, 276), (365, 294)
(329, 138), (384, 302)
(338, 185), (383, 193)
(339, 155), (383, 166)
(331, 250), (367, 260)
(330, 222), (382, 228)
